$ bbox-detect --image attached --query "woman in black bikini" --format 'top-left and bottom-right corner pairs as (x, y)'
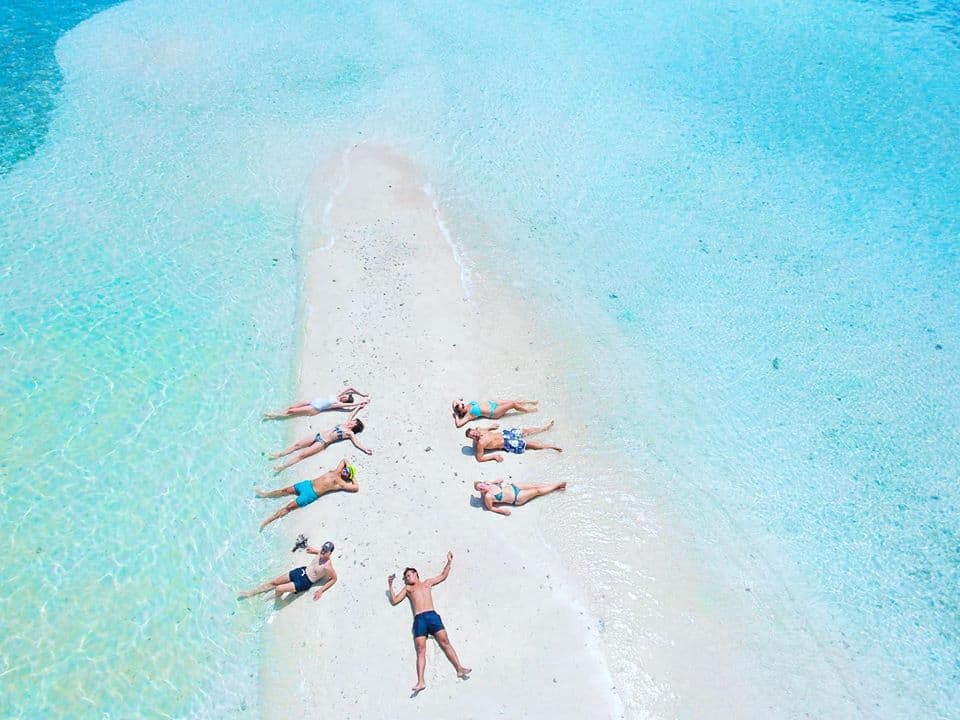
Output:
(269, 406), (372, 472)
(473, 479), (567, 516)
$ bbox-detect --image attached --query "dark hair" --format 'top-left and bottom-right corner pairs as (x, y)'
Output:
(344, 393), (354, 403)
(453, 400), (466, 418)
(403, 567), (417, 577)
(353, 418), (364, 433)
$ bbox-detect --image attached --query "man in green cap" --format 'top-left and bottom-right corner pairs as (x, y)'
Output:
(256, 459), (359, 529)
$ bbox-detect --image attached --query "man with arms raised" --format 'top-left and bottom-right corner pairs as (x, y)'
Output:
(388, 551), (471, 693)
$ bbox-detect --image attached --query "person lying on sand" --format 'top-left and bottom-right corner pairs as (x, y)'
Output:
(451, 398), (538, 428)
(473, 479), (567, 516)
(464, 420), (562, 462)
(264, 387), (369, 419)
(238, 540), (337, 600)
(256, 459), (359, 529)
(388, 552), (471, 693)
(269, 407), (372, 472)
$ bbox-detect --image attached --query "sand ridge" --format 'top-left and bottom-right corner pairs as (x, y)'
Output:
(256, 144), (621, 718)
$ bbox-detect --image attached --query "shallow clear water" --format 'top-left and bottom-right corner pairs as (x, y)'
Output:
(1, 0), (957, 717)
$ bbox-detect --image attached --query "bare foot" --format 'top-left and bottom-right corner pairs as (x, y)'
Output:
(457, 667), (472, 679)
(268, 451), (282, 459)
(272, 465), (286, 473)
(551, 446), (563, 453)
(255, 489), (268, 498)
(544, 420), (555, 431)
(263, 413), (280, 420)
(558, 482), (567, 490)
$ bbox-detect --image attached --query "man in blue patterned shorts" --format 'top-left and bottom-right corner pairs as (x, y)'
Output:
(464, 420), (562, 462)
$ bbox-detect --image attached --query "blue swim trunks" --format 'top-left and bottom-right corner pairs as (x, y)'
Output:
(502, 428), (526, 454)
(288, 566), (312, 593)
(293, 480), (320, 507)
(412, 610), (445, 638)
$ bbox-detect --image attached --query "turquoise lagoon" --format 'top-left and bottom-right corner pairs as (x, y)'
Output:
(0, 1), (957, 717)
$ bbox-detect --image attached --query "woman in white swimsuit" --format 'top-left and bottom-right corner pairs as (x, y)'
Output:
(264, 387), (369, 419)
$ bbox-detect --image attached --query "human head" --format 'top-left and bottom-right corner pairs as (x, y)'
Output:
(320, 541), (335, 555)
(452, 399), (466, 417)
(352, 418), (365, 434)
(402, 567), (418, 585)
(465, 428), (479, 440)
(339, 392), (355, 404)
(340, 464), (357, 483)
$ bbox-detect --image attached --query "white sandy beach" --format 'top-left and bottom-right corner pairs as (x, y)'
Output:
(257, 144), (622, 718)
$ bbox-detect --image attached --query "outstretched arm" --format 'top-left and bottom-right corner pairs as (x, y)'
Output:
(349, 433), (373, 455)
(347, 405), (364, 423)
(475, 444), (503, 463)
(313, 569), (338, 601)
(387, 575), (408, 605)
(344, 387), (369, 397)
(427, 551), (453, 586)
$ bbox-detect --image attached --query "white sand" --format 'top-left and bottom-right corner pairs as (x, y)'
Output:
(257, 144), (622, 718)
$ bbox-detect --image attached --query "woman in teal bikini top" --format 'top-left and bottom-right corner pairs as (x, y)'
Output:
(451, 397), (540, 428)
(473, 479), (568, 517)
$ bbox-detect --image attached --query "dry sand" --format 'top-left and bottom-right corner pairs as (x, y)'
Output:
(256, 144), (622, 718)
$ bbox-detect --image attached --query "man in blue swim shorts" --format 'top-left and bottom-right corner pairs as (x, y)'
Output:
(464, 420), (563, 462)
(388, 551), (472, 693)
(238, 540), (338, 601)
(256, 459), (359, 529)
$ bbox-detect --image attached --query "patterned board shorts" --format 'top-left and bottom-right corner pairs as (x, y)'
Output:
(502, 428), (526, 454)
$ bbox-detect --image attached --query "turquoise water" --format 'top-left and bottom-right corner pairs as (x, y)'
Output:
(1, 1), (957, 717)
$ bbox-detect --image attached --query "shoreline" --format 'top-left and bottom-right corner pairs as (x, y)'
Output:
(255, 142), (872, 719)
(257, 143), (622, 718)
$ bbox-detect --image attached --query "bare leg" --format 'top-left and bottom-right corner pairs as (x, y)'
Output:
(521, 419), (554, 437)
(412, 636), (427, 692)
(273, 442), (324, 472)
(524, 440), (563, 453)
(238, 571), (289, 599)
(516, 481), (567, 505)
(435, 630), (471, 679)
(255, 485), (295, 499)
(273, 581), (297, 599)
(269, 435), (316, 459)
(264, 403), (319, 420)
(493, 400), (539, 418)
(260, 499), (299, 530)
